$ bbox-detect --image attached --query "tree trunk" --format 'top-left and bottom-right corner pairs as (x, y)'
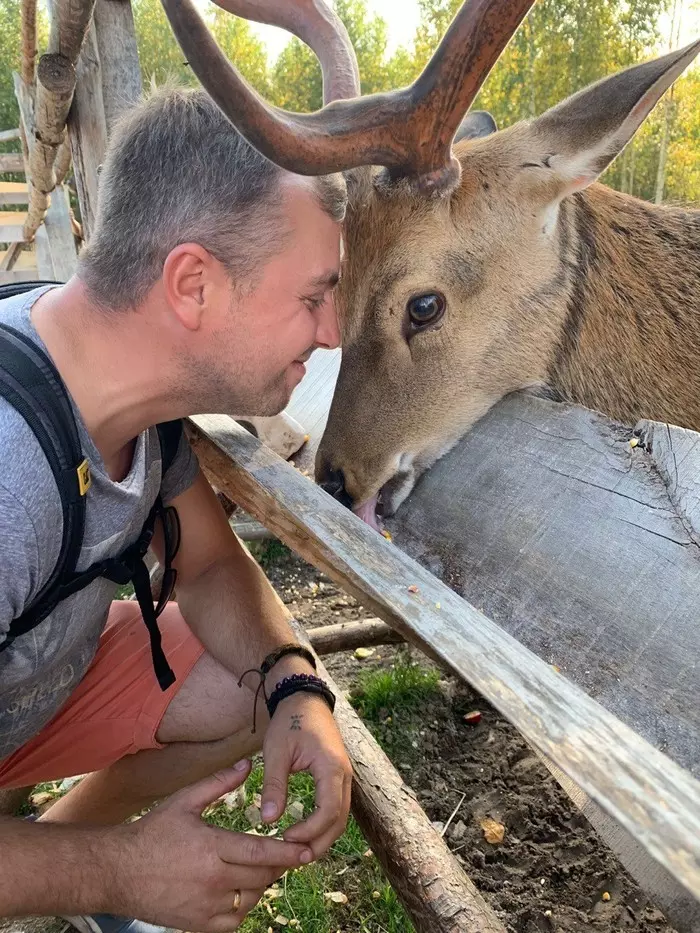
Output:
(307, 618), (405, 655)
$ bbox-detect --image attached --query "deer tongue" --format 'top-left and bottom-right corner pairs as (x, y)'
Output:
(353, 495), (380, 531)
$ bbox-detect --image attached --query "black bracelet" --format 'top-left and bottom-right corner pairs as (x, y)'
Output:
(238, 641), (318, 734)
(267, 673), (336, 720)
(260, 643), (317, 676)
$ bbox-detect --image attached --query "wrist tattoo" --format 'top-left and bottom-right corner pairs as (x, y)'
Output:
(290, 714), (303, 731)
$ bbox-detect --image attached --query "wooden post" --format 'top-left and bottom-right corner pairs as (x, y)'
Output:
(93, 0), (142, 135)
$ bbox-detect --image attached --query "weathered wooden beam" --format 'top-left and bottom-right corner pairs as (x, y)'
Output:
(0, 154), (25, 174)
(0, 128), (21, 144)
(49, 0), (97, 63)
(92, 0), (142, 136)
(187, 414), (700, 901)
(0, 243), (23, 273)
(20, 0), (37, 86)
(307, 618), (405, 655)
(13, 71), (51, 240)
(67, 22), (107, 240)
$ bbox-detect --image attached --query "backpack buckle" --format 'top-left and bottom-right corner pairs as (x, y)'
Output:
(77, 458), (91, 496)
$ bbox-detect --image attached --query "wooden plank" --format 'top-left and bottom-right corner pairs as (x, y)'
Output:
(0, 268), (40, 285)
(0, 211), (28, 243)
(0, 129), (21, 143)
(0, 154), (24, 174)
(186, 413), (700, 901)
(67, 22), (107, 240)
(92, 0), (142, 137)
(0, 182), (29, 206)
(43, 183), (77, 280)
(387, 392), (700, 778)
(0, 242), (22, 272)
(34, 223), (55, 279)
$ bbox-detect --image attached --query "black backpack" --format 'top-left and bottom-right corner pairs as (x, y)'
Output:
(0, 280), (181, 690)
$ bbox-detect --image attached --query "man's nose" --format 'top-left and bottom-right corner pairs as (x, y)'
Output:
(314, 297), (341, 350)
(316, 461), (353, 509)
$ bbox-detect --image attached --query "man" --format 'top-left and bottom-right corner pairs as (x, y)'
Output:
(0, 85), (352, 932)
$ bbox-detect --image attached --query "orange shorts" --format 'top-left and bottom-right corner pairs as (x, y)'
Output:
(0, 601), (205, 790)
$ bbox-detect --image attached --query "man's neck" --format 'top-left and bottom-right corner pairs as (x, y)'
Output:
(30, 278), (183, 477)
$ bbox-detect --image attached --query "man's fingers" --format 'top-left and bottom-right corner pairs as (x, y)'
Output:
(214, 863), (287, 891)
(217, 829), (313, 867)
(283, 758), (350, 849)
(208, 887), (267, 933)
(169, 761), (252, 816)
(260, 742), (290, 823)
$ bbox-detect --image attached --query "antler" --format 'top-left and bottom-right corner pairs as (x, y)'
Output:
(210, 1), (360, 103)
(161, 0), (535, 195)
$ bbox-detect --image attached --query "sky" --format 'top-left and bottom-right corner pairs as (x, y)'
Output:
(246, 0), (700, 63)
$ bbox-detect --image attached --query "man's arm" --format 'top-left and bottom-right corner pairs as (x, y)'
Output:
(155, 468), (317, 691)
(154, 468), (352, 854)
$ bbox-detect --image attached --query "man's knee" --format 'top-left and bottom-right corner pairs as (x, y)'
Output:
(156, 650), (263, 745)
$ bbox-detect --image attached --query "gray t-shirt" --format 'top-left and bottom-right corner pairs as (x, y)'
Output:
(0, 286), (199, 761)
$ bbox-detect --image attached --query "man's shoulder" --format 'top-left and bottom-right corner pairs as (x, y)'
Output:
(0, 394), (63, 556)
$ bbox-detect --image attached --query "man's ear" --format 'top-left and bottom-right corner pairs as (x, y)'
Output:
(524, 39), (699, 198)
(162, 243), (215, 332)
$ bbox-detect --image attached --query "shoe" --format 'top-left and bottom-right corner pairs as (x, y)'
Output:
(64, 916), (175, 933)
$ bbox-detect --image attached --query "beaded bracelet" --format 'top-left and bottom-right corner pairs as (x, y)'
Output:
(238, 641), (319, 734)
(266, 673), (336, 720)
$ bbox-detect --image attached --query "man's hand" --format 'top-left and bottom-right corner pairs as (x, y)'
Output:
(260, 693), (352, 858)
(106, 762), (314, 932)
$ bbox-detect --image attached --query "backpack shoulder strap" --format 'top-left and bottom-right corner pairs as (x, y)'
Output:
(156, 419), (184, 477)
(0, 291), (89, 649)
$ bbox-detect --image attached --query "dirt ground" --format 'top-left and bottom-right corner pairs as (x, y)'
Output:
(265, 546), (679, 933)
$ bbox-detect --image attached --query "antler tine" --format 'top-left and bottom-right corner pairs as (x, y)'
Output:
(161, 0), (535, 195)
(211, 1), (360, 103)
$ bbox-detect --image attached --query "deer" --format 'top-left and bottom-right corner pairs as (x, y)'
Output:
(161, 0), (700, 531)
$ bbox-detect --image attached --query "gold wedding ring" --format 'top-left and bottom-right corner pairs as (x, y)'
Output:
(232, 890), (242, 913)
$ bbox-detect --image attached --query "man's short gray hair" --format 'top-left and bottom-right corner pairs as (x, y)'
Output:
(78, 85), (347, 309)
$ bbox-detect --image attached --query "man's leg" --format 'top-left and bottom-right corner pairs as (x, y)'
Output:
(43, 651), (266, 825)
(0, 601), (270, 825)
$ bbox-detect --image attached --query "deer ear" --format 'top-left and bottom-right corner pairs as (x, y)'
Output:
(455, 110), (498, 143)
(530, 39), (700, 196)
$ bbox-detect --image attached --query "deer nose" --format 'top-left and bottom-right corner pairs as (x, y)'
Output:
(317, 465), (354, 509)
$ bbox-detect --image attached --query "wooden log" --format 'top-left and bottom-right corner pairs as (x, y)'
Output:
(307, 618), (405, 655)
(92, 0), (142, 137)
(67, 22), (107, 240)
(13, 72), (51, 239)
(42, 183), (77, 279)
(0, 154), (25, 174)
(0, 128), (21, 144)
(49, 0), (97, 64)
(0, 182), (29, 206)
(0, 242), (23, 273)
(280, 613), (506, 932)
(53, 137), (72, 187)
(186, 415), (700, 900)
(21, 0), (37, 86)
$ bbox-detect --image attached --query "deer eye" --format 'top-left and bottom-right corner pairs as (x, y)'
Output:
(407, 292), (446, 328)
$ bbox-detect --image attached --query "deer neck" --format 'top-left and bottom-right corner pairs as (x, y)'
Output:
(547, 185), (700, 432)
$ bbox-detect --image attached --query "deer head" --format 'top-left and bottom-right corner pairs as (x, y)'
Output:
(161, 0), (699, 529)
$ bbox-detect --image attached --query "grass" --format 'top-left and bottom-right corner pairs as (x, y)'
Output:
(351, 651), (441, 722)
(203, 763), (414, 932)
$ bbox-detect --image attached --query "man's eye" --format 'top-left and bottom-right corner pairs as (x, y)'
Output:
(303, 296), (325, 311)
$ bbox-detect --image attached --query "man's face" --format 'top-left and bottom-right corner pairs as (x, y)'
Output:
(201, 176), (342, 417)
